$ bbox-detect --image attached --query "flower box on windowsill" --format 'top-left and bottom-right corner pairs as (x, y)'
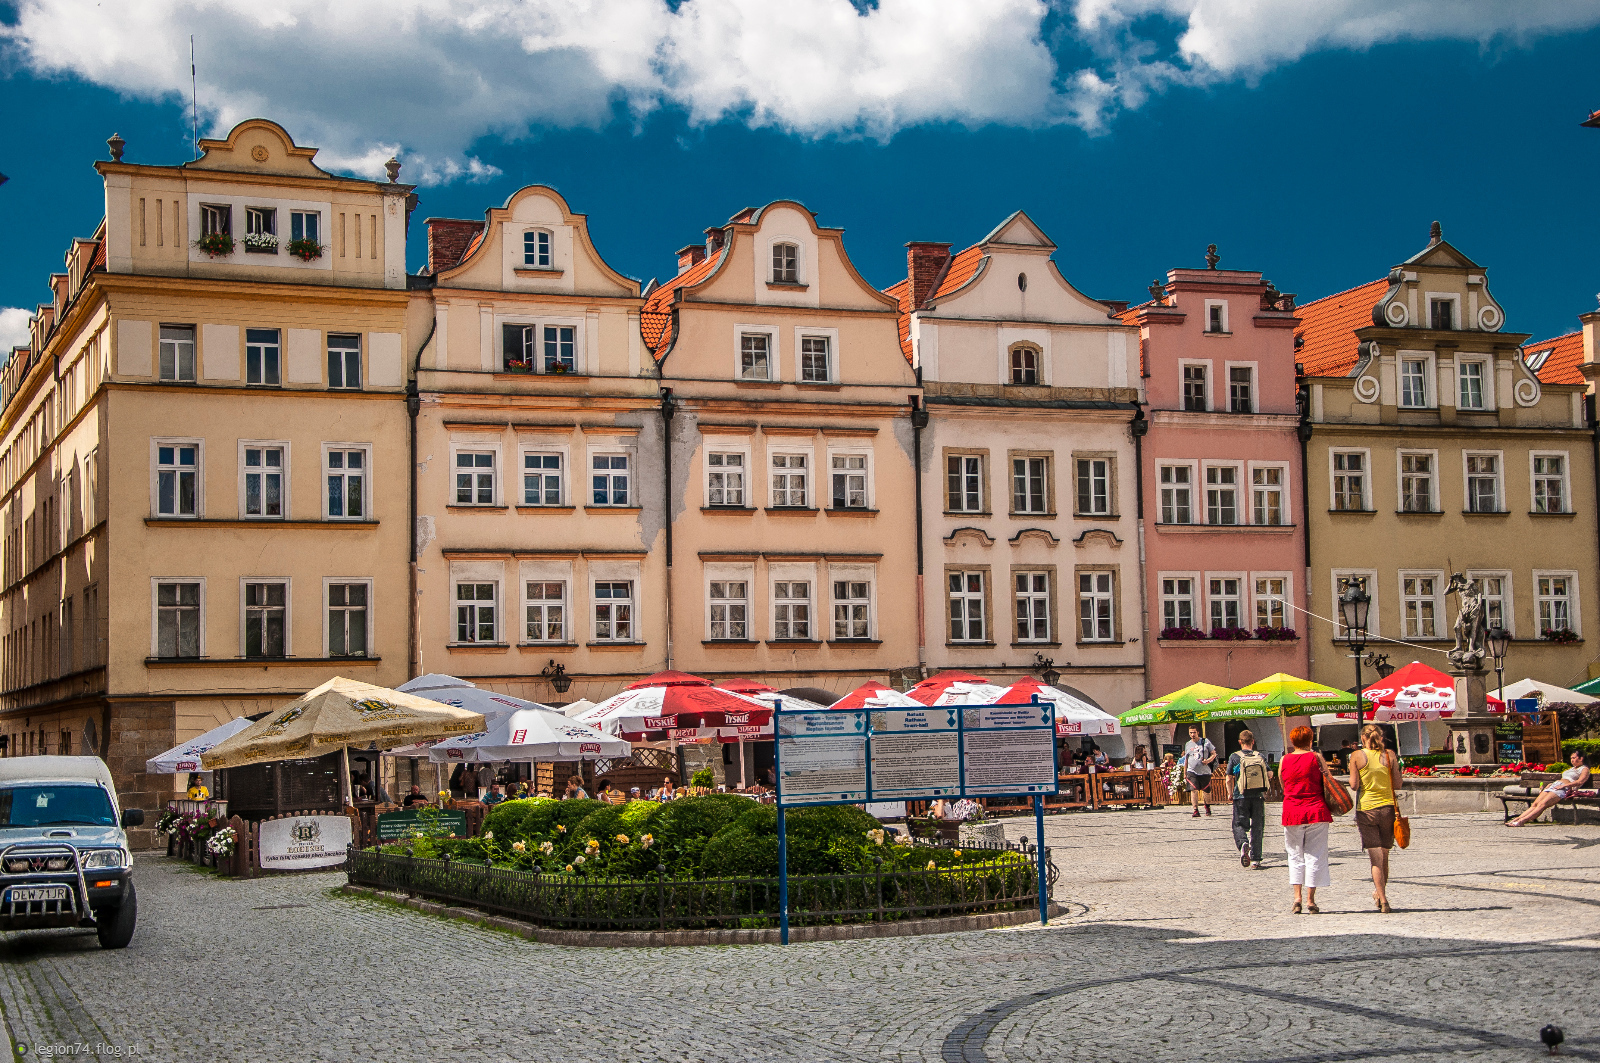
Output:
(242, 234), (279, 254)
(194, 232), (234, 258)
(503, 362), (535, 374)
(286, 238), (325, 262)
(1156, 636), (1302, 648)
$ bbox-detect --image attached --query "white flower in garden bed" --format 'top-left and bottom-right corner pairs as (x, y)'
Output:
(206, 826), (237, 857)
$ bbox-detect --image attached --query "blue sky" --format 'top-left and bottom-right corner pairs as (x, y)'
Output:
(2, 1), (1598, 349)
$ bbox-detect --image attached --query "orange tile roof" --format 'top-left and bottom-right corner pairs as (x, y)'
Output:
(884, 277), (912, 361)
(1523, 331), (1585, 385)
(882, 245), (987, 366)
(639, 249), (725, 358)
(1294, 278), (1387, 376)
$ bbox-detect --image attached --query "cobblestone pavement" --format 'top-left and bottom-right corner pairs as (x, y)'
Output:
(1, 808), (1596, 1063)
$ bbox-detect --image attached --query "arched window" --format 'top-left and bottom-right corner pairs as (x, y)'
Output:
(772, 242), (799, 284)
(523, 229), (552, 269)
(1010, 345), (1039, 386)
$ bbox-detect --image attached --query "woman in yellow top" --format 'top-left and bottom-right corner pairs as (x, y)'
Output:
(1349, 724), (1401, 913)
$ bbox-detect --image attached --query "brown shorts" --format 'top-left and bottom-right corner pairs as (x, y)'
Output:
(1356, 805), (1395, 849)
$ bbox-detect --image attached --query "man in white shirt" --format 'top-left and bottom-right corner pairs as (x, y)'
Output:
(1182, 725), (1217, 818)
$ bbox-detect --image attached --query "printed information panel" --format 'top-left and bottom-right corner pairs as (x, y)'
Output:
(961, 703), (1058, 795)
(869, 708), (959, 799)
(777, 710), (868, 805)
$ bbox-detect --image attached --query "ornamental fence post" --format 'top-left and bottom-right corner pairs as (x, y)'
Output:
(656, 863), (667, 932)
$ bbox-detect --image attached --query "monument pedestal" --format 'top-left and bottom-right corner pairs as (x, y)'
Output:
(1450, 671), (1498, 766)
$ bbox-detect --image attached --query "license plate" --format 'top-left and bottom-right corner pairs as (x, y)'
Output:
(6, 886), (69, 903)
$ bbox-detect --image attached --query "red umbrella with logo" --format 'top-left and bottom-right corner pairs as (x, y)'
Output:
(575, 671), (773, 742)
(828, 680), (922, 711)
(905, 670), (991, 706)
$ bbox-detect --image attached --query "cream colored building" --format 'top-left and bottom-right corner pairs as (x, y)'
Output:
(890, 213), (1145, 715)
(1297, 225), (1599, 695)
(0, 120), (414, 842)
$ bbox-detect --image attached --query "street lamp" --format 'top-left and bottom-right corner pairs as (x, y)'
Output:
(541, 660), (573, 695)
(1034, 653), (1061, 687)
(1339, 578), (1372, 728)
(1488, 626), (1511, 703)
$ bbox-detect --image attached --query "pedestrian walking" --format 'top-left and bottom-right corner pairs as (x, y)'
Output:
(1281, 724), (1331, 913)
(1226, 729), (1271, 869)
(1182, 725), (1217, 817)
(1349, 724), (1400, 912)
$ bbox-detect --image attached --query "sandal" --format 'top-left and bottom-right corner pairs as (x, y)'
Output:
(1379, 900), (1392, 914)
(1292, 902), (1302, 914)
(1306, 904), (1320, 914)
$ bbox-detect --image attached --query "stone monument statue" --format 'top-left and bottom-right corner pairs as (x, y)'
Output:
(1444, 571), (1496, 766)
(1445, 572), (1487, 672)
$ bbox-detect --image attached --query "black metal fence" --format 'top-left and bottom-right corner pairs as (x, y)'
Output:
(346, 847), (1056, 931)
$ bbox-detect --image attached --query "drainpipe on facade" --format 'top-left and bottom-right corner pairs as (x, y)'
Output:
(910, 395), (929, 677)
(1297, 382), (1314, 678)
(660, 388), (678, 671)
(1589, 397), (1600, 624)
(407, 316), (436, 681)
(1130, 406), (1150, 704)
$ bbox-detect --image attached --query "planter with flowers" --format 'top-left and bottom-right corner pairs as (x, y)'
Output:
(1160, 625), (1209, 641)
(1210, 625), (1254, 641)
(194, 232), (234, 258)
(1541, 628), (1580, 644)
(242, 232), (279, 254)
(286, 238), (325, 262)
(503, 359), (534, 374)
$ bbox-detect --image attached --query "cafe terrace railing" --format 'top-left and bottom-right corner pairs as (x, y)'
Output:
(346, 844), (1056, 932)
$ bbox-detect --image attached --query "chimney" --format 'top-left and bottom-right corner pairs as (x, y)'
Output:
(705, 226), (727, 257)
(906, 242), (952, 309)
(676, 244), (706, 275)
(425, 218), (485, 275)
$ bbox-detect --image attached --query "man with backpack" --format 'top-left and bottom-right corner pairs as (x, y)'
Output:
(1182, 725), (1217, 818)
(1227, 729), (1273, 869)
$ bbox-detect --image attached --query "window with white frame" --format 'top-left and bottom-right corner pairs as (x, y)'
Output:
(1075, 458), (1111, 516)
(290, 210), (319, 245)
(244, 206), (276, 248)
(1536, 574), (1575, 636)
(1429, 297), (1455, 331)
(155, 442), (200, 517)
(830, 453), (868, 509)
(1332, 451), (1367, 511)
(523, 453), (562, 506)
(740, 333), (771, 380)
(523, 581), (566, 642)
(200, 203), (231, 236)
(591, 454), (630, 506)
(832, 580), (872, 640)
(1533, 454), (1567, 513)
(1251, 467), (1283, 525)
(246, 328), (281, 386)
(542, 326), (576, 373)
(327, 582), (369, 657)
(1010, 346), (1039, 386)
(707, 452), (746, 507)
(243, 581), (288, 658)
(1015, 571), (1050, 642)
(1399, 357), (1429, 408)
(773, 581), (811, 640)
(948, 454), (982, 513)
(155, 581), (201, 658)
(948, 572), (986, 642)
(771, 454), (808, 507)
(1228, 366), (1253, 412)
(1182, 364), (1207, 411)
(1078, 571), (1115, 642)
(1159, 465), (1192, 524)
(1465, 453), (1501, 512)
(1458, 360), (1486, 410)
(593, 581), (634, 642)
(1399, 452), (1434, 513)
(709, 581), (749, 640)
(325, 447), (367, 519)
(504, 324), (536, 372)
(454, 452), (496, 505)
(1208, 577), (1242, 630)
(1401, 573), (1441, 638)
(1206, 301), (1228, 334)
(327, 334), (362, 390)
(523, 229), (552, 268)
(242, 445), (285, 518)
(800, 335), (831, 382)
(772, 243), (798, 284)
(1012, 456), (1049, 514)
(1472, 573), (1511, 634)
(159, 325), (196, 382)
(455, 583), (497, 643)
(1205, 466), (1238, 525)
(1255, 577), (1287, 629)
(1161, 577), (1195, 631)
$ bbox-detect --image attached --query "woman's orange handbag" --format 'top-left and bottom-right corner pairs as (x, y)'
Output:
(1393, 811), (1411, 849)
(1320, 757), (1355, 816)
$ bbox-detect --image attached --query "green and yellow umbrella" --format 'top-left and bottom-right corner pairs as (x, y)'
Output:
(1120, 682), (1238, 726)
(1200, 672), (1356, 720)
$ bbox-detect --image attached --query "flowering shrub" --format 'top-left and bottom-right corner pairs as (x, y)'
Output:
(1254, 626), (1298, 641)
(1210, 626), (1254, 641)
(1541, 628), (1580, 644)
(1452, 765), (1480, 777)
(1403, 765), (1436, 777)
(286, 237), (324, 262)
(155, 805), (181, 836)
(1160, 626), (1209, 641)
(206, 826), (237, 857)
(194, 232), (234, 257)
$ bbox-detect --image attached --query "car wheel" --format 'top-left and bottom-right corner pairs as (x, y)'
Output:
(96, 881), (136, 949)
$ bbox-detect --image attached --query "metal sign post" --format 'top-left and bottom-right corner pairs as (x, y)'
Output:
(1034, 794), (1048, 925)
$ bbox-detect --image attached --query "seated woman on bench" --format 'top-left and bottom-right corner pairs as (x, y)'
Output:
(1507, 751), (1591, 827)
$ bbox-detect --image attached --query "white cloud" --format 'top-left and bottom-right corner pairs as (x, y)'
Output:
(0, 309), (32, 355)
(3, 0), (1597, 183)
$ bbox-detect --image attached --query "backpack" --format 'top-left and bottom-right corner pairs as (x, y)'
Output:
(1235, 749), (1270, 792)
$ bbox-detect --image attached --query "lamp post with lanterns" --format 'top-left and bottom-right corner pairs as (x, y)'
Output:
(1339, 578), (1373, 729)
(541, 660), (573, 696)
(1488, 626), (1511, 705)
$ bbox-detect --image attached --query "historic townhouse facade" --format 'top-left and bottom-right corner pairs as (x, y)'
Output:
(890, 213), (1145, 716)
(1126, 264), (1308, 702)
(1297, 224), (1599, 693)
(0, 120), (414, 840)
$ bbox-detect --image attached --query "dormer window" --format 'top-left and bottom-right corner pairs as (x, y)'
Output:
(524, 230), (552, 269)
(1430, 298), (1454, 331)
(772, 243), (798, 284)
(1205, 300), (1229, 334)
(1010, 346), (1039, 385)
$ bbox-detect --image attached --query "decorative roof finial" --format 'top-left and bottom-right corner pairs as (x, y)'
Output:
(1429, 220), (1442, 245)
(106, 133), (125, 162)
(385, 157), (401, 183)
(1148, 279), (1165, 303)
(1205, 243), (1219, 270)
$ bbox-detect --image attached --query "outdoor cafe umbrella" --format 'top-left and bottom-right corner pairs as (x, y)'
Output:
(998, 677), (1122, 736)
(201, 676), (485, 806)
(145, 716), (254, 774)
(1203, 673), (1355, 720)
(904, 670), (991, 705)
(392, 674), (630, 764)
(1119, 682), (1238, 726)
(1488, 677), (1597, 706)
(575, 670), (773, 741)
(827, 680), (921, 711)
(1309, 660), (1504, 725)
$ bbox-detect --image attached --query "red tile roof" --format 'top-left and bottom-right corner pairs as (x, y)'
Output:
(1294, 278), (1387, 376)
(884, 277), (912, 361)
(1523, 331), (1585, 385)
(639, 249), (726, 358)
(882, 245), (986, 365)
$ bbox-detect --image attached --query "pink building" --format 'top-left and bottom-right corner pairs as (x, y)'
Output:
(1125, 263), (1308, 748)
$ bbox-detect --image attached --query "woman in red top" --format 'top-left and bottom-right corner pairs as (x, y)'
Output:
(1280, 724), (1333, 914)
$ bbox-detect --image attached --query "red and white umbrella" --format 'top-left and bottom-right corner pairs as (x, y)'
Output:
(828, 680), (921, 711)
(998, 677), (1122, 736)
(706, 679), (827, 743)
(576, 671), (773, 741)
(905, 670), (994, 705)
(1310, 660), (1504, 724)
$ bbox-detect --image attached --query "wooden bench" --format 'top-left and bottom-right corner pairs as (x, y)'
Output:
(1498, 772), (1600, 824)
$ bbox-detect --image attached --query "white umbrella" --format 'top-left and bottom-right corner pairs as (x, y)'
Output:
(575, 671), (773, 740)
(145, 717), (254, 774)
(561, 698), (597, 719)
(427, 708), (630, 763)
(996, 678), (1122, 736)
(918, 680), (1011, 706)
(1488, 678), (1597, 705)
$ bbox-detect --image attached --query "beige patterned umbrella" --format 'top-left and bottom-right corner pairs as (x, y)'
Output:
(201, 678), (485, 804)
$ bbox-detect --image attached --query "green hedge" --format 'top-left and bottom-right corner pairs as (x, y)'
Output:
(1562, 739), (1600, 762)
